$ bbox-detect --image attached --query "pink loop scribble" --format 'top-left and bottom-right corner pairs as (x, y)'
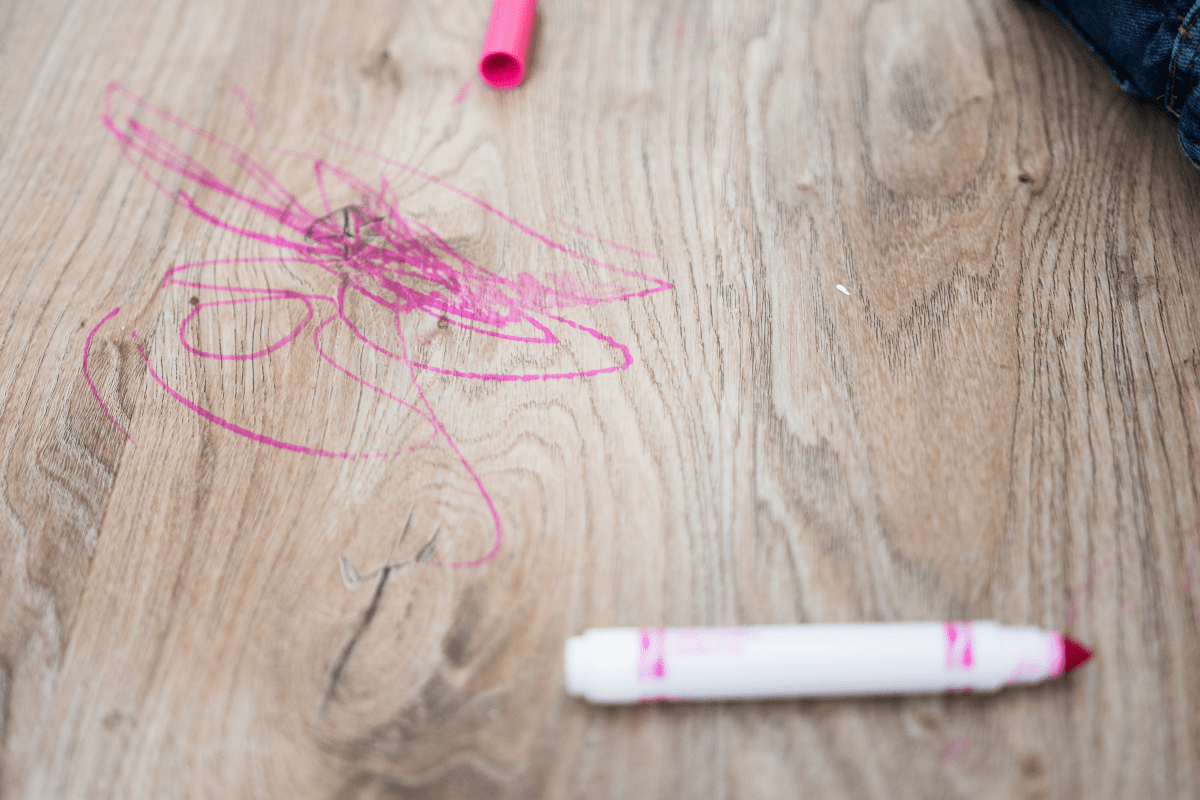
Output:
(89, 82), (672, 568)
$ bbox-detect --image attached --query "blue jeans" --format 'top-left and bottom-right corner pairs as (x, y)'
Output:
(1029, 0), (1200, 168)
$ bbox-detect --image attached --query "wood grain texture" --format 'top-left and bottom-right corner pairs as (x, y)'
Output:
(2, 0), (1199, 797)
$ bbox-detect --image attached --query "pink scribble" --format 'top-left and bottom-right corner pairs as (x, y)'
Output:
(89, 82), (672, 568)
(452, 81), (472, 105)
(944, 622), (973, 669)
(124, 328), (411, 460)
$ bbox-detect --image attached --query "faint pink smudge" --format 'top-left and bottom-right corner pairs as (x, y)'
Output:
(128, 327), (409, 460)
(554, 217), (660, 260)
(1065, 557), (1112, 627)
(939, 739), (970, 763)
(675, 23), (725, 41)
(90, 82), (673, 569)
(231, 85), (259, 134)
(452, 81), (472, 105)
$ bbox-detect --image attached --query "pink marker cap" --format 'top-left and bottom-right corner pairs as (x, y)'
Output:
(478, 0), (537, 90)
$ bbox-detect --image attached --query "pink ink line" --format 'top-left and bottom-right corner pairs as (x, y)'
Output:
(232, 85), (260, 134)
(452, 82), (472, 105)
(315, 289), (427, 417)
(330, 283), (503, 568)
(83, 307), (137, 446)
(162, 256), (289, 288)
(133, 334), (408, 461)
(135, 299), (497, 567)
(179, 292), (315, 361)
(553, 218), (660, 260)
(383, 314), (503, 569)
(104, 88), (320, 259)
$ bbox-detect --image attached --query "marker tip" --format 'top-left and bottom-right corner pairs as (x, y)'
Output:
(1063, 636), (1093, 674)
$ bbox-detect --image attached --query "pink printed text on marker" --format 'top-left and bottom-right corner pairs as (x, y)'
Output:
(479, 0), (537, 90)
(637, 629), (667, 679)
(944, 621), (974, 669)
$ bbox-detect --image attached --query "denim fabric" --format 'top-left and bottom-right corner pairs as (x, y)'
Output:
(1028, 0), (1200, 168)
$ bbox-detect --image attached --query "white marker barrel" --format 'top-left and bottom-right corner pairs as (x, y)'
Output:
(564, 622), (1066, 703)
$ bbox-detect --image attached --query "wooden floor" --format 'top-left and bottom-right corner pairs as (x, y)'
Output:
(2, 0), (1199, 797)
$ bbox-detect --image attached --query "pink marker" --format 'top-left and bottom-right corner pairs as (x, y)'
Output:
(564, 622), (1093, 704)
(478, 0), (537, 90)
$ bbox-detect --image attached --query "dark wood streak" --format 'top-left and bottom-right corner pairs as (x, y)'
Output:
(322, 564), (395, 711)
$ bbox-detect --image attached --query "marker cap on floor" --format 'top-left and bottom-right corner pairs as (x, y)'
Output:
(478, 0), (537, 90)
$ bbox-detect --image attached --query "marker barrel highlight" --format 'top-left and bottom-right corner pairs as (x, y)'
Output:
(565, 622), (1084, 704)
(479, 0), (537, 90)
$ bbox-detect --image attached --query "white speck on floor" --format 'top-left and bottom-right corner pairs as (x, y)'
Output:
(836, 284), (850, 296)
